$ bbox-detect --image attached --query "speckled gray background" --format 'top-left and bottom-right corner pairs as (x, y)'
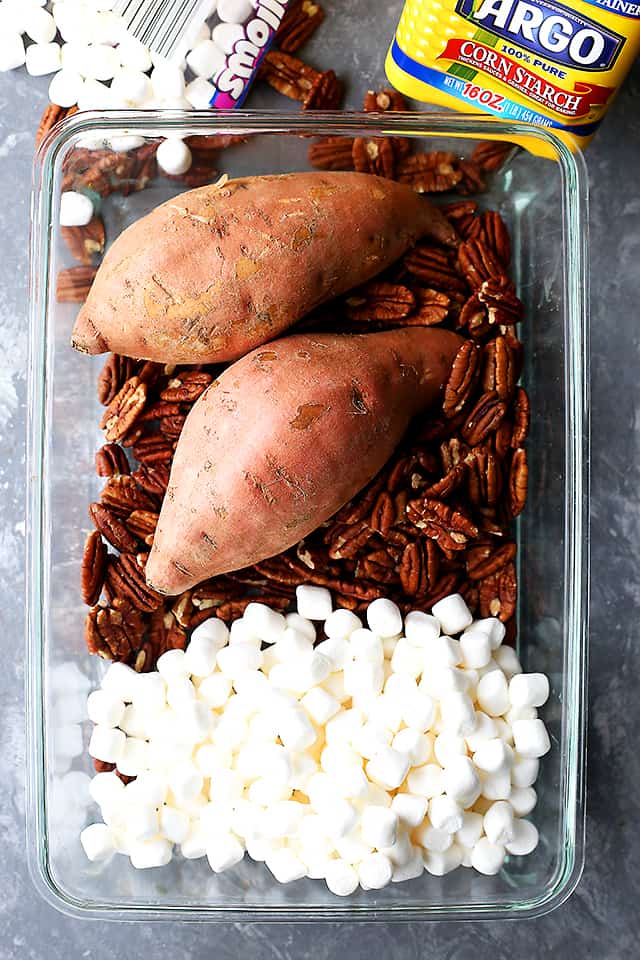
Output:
(1, 1), (639, 956)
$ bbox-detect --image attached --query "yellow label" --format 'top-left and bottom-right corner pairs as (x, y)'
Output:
(386, 0), (640, 152)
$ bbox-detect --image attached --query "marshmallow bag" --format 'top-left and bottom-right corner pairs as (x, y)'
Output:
(26, 110), (589, 919)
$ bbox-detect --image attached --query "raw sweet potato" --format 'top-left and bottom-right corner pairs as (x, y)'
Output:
(145, 327), (463, 595)
(71, 172), (457, 364)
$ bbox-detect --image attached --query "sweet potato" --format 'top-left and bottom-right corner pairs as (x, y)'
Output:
(145, 327), (463, 595)
(71, 172), (457, 364)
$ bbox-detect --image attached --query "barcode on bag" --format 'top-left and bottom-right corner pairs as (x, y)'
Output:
(113, 0), (213, 60)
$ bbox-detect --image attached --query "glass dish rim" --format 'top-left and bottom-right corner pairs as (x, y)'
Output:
(26, 108), (590, 922)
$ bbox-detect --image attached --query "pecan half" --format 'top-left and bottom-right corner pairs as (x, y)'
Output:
(95, 443), (130, 477)
(462, 391), (507, 446)
(363, 89), (407, 112)
(457, 159), (485, 195)
(482, 336), (516, 402)
(275, 0), (325, 52)
(61, 216), (106, 265)
(303, 69), (343, 109)
(396, 152), (463, 193)
(104, 553), (163, 612)
(478, 211), (511, 267)
(509, 447), (528, 517)
(458, 291), (491, 339)
(444, 340), (481, 418)
(36, 103), (78, 147)
(442, 200), (478, 222)
(479, 562), (516, 621)
(440, 437), (469, 473)
(369, 491), (396, 537)
(101, 475), (157, 516)
(457, 239), (504, 291)
(159, 370), (212, 403)
(260, 51), (319, 99)
(90, 502), (139, 554)
(345, 282), (415, 322)
(494, 420), (513, 459)
(98, 354), (138, 405)
(512, 387), (530, 447)
(466, 541), (516, 580)
(81, 530), (108, 606)
(423, 462), (466, 499)
(131, 463), (170, 496)
(471, 140), (516, 172)
(465, 446), (501, 506)
(404, 246), (468, 293)
(352, 137), (395, 179)
(406, 288), (450, 326)
(406, 497), (478, 551)
(85, 598), (144, 661)
(100, 376), (147, 443)
(478, 277), (523, 327)
(327, 520), (373, 560)
(308, 137), (355, 170)
(398, 542), (425, 595)
(125, 510), (158, 546)
(132, 434), (175, 465)
(56, 265), (97, 302)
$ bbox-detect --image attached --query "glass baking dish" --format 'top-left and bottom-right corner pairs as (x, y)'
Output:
(26, 110), (589, 921)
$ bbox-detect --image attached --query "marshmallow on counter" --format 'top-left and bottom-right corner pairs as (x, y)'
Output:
(0, 33), (25, 72)
(156, 137), (193, 177)
(26, 42), (62, 76)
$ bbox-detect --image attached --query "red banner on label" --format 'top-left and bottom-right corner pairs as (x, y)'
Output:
(438, 39), (614, 118)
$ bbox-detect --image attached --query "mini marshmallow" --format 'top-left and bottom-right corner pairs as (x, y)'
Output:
(198, 672), (232, 708)
(467, 617), (505, 650)
(80, 823), (115, 862)
(276, 705), (317, 751)
(130, 838), (173, 869)
(217, 0), (254, 22)
(109, 67), (153, 106)
(361, 805), (399, 849)
(60, 191), (94, 227)
(425, 635), (462, 667)
(89, 725), (125, 764)
(473, 738), (514, 774)
(87, 689), (125, 728)
(186, 38), (227, 78)
(392, 728), (432, 766)
(89, 771), (124, 809)
(133, 672), (166, 714)
(510, 755), (539, 788)
(443, 755), (481, 807)
(483, 801), (515, 845)
(505, 705), (538, 725)
(424, 843), (464, 876)
(429, 794), (464, 833)
(128, 805), (160, 842)
(352, 721), (392, 760)
(156, 137), (193, 176)
(333, 764), (370, 801)
(117, 736), (149, 776)
(471, 837), (505, 875)
(301, 686), (340, 726)
(0, 33), (25, 72)
(431, 594), (473, 636)
(26, 7), (57, 44)
(184, 635), (219, 678)
(349, 629), (384, 663)
(320, 798), (358, 839)
(82, 43), (120, 81)
(358, 852), (393, 889)
(209, 769), (245, 807)
(404, 610), (440, 647)
(380, 828), (414, 867)
(263, 801), (306, 839)
(457, 810), (484, 848)
(321, 743), (361, 776)
(391, 849), (425, 883)
(509, 786), (537, 817)
(390, 638), (424, 679)
(160, 805), (190, 844)
(344, 660), (384, 702)
(150, 62), (185, 99)
(179, 700), (214, 741)
(243, 602), (286, 644)
(367, 746), (411, 790)
(285, 613), (316, 642)
(194, 742), (232, 777)
(465, 712), (499, 752)
(494, 644), (522, 678)
(296, 584), (333, 621)
(185, 76), (215, 108)
(477, 670), (510, 716)
(125, 772), (167, 807)
(166, 677), (196, 712)
(169, 762), (203, 806)
(180, 822), (209, 859)
(325, 858), (359, 896)
(509, 673), (550, 709)
(505, 819), (539, 856)
(117, 35), (152, 72)
(407, 762), (445, 799)
(216, 642), (262, 678)
(439, 692), (477, 737)
(460, 629), (492, 669)
(266, 848), (306, 884)
(512, 719), (551, 758)
(324, 608), (362, 640)
(101, 661), (140, 702)
(367, 598), (403, 638)
(416, 823), (453, 853)
(494, 718), (513, 743)
(212, 21), (245, 54)
(481, 771), (512, 801)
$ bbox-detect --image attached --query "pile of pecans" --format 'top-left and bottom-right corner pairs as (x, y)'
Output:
(69, 95), (525, 679)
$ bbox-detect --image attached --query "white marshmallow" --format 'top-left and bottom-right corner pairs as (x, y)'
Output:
(185, 76), (215, 109)
(392, 728), (432, 766)
(301, 686), (340, 726)
(509, 786), (537, 817)
(333, 764), (370, 801)
(320, 798), (358, 839)
(166, 676), (196, 712)
(194, 742), (232, 777)
(366, 746), (410, 790)
(109, 67), (153, 106)
(511, 755), (539, 789)
(128, 805), (160, 842)
(80, 823), (115, 862)
(471, 837), (505, 875)
(26, 7), (57, 44)
(296, 584), (333, 621)
(130, 838), (173, 869)
(118, 737), (149, 776)
(477, 670), (510, 716)
(263, 801), (306, 839)
(133, 672), (166, 714)
(285, 613), (316, 642)
(109, 134), (146, 153)
(390, 638), (424, 679)
(117, 35), (152, 72)
(198, 672), (232, 708)
(457, 810), (484, 848)
(0, 33), (25, 72)
(416, 823), (453, 852)
(494, 718), (513, 743)
(156, 137), (193, 177)
(505, 705), (538, 725)
(460, 630), (492, 669)
(349, 628), (384, 663)
(325, 858), (359, 896)
(361, 805), (398, 849)
(431, 594), (473, 636)
(321, 743), (361, 776)
(209, 769), (244, 806)
(344, 660), (384, 701)
(481, 771), (512, 801)
(83, 43), (120, 81)
(101, 661), (140, 702)
(407, 762), (444, 798)
(186, 38), (227, 78)
(60, 190), (94, 227)
(404, 611), (440, 647)
(216, 642), (262, 678)
(180, 822), (209, 859)
(505, 818), (539, 856)
(125, 772), (167, 807)
(243, 602), (286, 644)
(367, 598), (403, 638)
(160, 805), (190, 844)
(265, 848), (306, 884)
(89, 771), (124, 809)
(184, 635), (219, 678)
(367, 692), (403, 733)
(180, 700), (214, 741)
(439, 692), (477, 737)
(467, 617), (505, 650)
(425, 635), (462, 667)
(150, 62), (185, 99)
(211, 712), (248, 750)
(276, 705), (317, 751)
(494, 644), (522, 678)
(87, 689), (125, 728)
(512, 719), (551, 758)
(483, 801), (515, 845)
(169, 762), (203, 805)
(443, 755), (481, 807)
(391, 849), (425, 882)
(473, 738), (514, 774)
(217, 0), (254, 22)
(380, 828), (414, 866)
(509, 673), (549, 709)
(465, 712), (499, 751)
(212, 21), (244, 55)
(325, 609), (362, 640)
(358, 852), (393, 889)
(424, 843), (463, 876)
(429, 794), (464, 833)
(89, 725), (125, 764)
(94, 10), (125, 44)
(352, 721), (391, 760)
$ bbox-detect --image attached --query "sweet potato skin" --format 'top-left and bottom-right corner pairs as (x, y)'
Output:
(146, 327), (463, 595)
(71, 172), (457, 363)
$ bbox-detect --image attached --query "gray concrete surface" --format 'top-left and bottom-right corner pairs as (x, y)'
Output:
(1, 1), (639, 955)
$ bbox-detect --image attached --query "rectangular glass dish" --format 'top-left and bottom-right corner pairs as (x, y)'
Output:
(27, 110), (589, 921)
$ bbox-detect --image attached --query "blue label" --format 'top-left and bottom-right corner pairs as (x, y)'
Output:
(580, 0), (640, 19)
(456, 0), (625, 71)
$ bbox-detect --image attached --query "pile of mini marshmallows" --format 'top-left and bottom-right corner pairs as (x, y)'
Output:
(82, 589), (550, 896)
(1, 0), (258, 174)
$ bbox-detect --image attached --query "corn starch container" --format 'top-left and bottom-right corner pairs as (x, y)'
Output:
(386, 0), (640, 155)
